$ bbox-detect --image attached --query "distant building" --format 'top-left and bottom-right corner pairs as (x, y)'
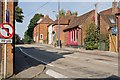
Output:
(33, 15), (53, 44)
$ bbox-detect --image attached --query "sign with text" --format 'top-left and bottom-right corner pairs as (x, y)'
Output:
(0, 39), (12, 43)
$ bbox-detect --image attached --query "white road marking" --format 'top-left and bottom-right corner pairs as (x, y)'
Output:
(18, 47), (54, 67)
(46, 69), (68, 78)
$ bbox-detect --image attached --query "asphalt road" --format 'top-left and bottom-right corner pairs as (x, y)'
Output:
(15, 44), (119, 79)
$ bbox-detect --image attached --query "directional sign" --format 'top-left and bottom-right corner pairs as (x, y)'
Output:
(0, 23), (14, 39)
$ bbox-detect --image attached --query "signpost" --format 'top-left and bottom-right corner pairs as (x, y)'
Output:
(0, 23), (13, 79)
(0, 23), (14, 79)
(0, 0), (14, 79)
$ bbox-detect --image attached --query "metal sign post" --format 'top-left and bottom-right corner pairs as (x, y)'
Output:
(4, 0), (7, 79)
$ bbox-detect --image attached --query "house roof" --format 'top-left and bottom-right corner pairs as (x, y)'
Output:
(38, 15), (53, 24)
(100, 7), (120, 14)
(63, 10), (95, 31)
(53, 15), (76, 25)
(100, 14), (116, 27)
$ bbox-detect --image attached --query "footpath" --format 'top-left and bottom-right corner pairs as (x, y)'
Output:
(35, 43), (118, 59)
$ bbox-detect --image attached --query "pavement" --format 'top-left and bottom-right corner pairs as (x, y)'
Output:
(11, 47), (46, 78)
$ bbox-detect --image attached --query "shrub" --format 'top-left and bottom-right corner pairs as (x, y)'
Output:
(84, 23), (98, 50)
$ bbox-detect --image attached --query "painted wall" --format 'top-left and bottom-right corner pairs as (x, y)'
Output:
(48, 24), (53, 44)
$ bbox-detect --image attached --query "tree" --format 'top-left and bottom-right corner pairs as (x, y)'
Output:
(84, 23), (98, 50)
(23, 13), (44, 43)
(15, 6), (24, 23)
(15, 2), (24, 23)
(71, 11), (78, 16)
(56, 9), (66, 18)
(56, 9), (78, 18)
(15, 34), (20, 44)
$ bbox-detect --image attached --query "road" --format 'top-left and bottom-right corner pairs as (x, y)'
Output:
(15, 44), (119, 79)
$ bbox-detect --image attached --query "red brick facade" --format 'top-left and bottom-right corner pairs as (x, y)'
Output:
(33, 15), (53, 44)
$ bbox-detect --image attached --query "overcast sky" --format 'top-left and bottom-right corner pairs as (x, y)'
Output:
(15, 2), (113, 39)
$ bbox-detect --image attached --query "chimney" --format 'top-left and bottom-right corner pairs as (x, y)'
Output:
(45, 15), (49, 18)
(112, 0), (118, 14)
(66, 10), (72, 16)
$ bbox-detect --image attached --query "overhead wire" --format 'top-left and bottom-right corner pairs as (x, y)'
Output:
(25, 2), (49, 18)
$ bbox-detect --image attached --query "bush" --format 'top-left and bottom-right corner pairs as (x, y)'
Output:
(84, 23), (98, 50)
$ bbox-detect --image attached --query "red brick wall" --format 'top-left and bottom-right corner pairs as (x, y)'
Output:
(78, 11), (95, 47)
(39, 24), (49, 44)
(100, 16), (109, 37)
(54, 25), (68, 46)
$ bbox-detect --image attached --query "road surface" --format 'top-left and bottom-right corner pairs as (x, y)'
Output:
(15, 44), (119, 79)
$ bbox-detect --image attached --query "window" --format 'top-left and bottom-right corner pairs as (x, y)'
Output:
(40, 34), (43, 39)
(109, 17), (116, 24)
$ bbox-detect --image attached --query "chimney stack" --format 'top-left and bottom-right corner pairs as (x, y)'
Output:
(112, 0), (118, 14)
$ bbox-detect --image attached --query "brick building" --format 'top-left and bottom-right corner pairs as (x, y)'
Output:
(53, 13), (75, 46)
(63, 10), (95, 47)
(0, 1), (15, 78)
(99, 1), (120, 52)
(33, 15), (53, 44)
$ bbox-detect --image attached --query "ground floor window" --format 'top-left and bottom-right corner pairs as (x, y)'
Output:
(40, 34), (43, 39)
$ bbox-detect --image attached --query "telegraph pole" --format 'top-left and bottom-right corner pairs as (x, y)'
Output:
(58, 0), (61, 48)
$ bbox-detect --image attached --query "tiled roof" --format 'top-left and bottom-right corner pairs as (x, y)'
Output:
(38, 15), (53, 24)
(53, 15), (76, 25)
(100, 7), (120, 14)
(63, 10), (95, 31)
(100, 14), (116, 27)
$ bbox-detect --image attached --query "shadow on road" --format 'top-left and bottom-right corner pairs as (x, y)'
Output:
(14, 46), (64, 75)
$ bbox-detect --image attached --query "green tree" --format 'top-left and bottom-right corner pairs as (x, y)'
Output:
(15, 34), (20, 44)
(56, 9), (66, 18)
(84, 23), (98, 50)
(23, 13), (44, 43)
(71, 11), (78, 16)
(15, 5), (24, 23)
(56, 9), (78, 18)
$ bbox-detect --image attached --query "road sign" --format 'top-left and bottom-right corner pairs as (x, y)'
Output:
(0, 39), (12, 43)
(0, 23), (14, 39)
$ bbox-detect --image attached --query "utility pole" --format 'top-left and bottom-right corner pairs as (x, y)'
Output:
(58, 0), (61, 48)
(95, 3), (99, 49)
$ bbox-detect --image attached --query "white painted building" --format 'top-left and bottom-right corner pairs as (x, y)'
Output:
(48, 24), (54, 44)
